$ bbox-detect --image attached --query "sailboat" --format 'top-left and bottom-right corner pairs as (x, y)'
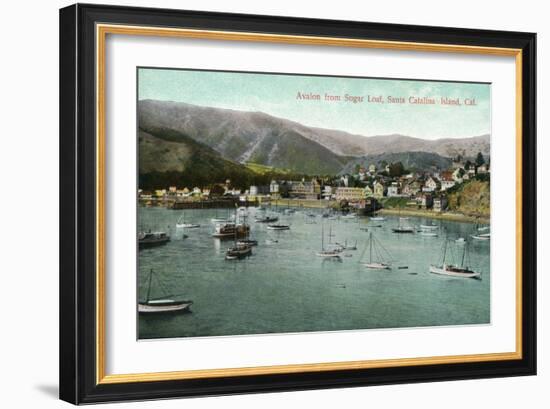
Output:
(236, 211), (258, 246)
(370, 211), (386, 222)
(255, 213), (279, 223)
(138, 230), (170, 249)
(176, 211), (200, 229)
(316, 224), (341, 258)
(226, 207), (253, 259)
(471, 232), (490, 241)
(392, 217), (415, 233)
(419, 223), (438, 230)
(138, 269), (193, 313)
(429, 239), (481, 279)
(361, 232), (392, 269)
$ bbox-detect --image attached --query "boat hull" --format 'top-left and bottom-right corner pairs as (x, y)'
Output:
(138, 237), (170, 249)
(429, 265), (481, 279)
(138, 301), (192, 313)
(316, 251), (341, 258)
(363, 262), (391, 270)
(267, 225), (290, 230)
(392, 228), (414, 233)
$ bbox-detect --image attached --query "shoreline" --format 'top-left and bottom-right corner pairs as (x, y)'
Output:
(378, 208), (489, 224)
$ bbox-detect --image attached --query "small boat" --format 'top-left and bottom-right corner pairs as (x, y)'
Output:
(420, 231), (438, 237)
(255, 215), (279, 223)
(359, 227), (369, 231)
(211, 217), (231, 224)
(455, 237), (466, 243)
(267, 224), (290, 230)
(138, 231), (170, 249)
(370, 217), (386, 221)
(341, 213), (357, 220)
(429, 239), (481, 279)
(420, 224), (438, 230)
(176, 212), (200, 229)
(225, 243), (253, 259)
(471, 233), (490, 241)
(225, 207), (254, 259)
(212, 223), (250, 239)
(361, 232), (392, 269)
(392, 217), (414, 233)
(138, 269), (192, 313)
(316, 224), (342, 258)
(477, 225), (490, 232)
(370, 212), (386, 222)
(265, 239), (278, 244)
(236, 239), (258, 246)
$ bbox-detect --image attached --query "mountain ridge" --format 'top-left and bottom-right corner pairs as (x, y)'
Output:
(138, 99), (489, 177)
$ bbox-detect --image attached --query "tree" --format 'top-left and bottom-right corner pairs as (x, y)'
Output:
(475, 152), (485, 167)
(389, 162), (405, 178)
(209, 184), (225, 197)
(464, 160), (472, 170)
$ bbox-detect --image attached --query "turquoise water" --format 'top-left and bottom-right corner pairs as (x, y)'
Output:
(138, 207), (490, 339)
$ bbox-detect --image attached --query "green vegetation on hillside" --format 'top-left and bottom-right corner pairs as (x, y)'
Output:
(139, 127), (315, 191)
(447, 179), (490, 218)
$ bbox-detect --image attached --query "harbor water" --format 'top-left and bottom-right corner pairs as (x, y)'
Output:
(138, 206), (490, 339)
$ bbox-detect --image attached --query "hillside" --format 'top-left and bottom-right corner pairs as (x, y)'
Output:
(139, 100), (348, 174)
(447, 180), (490, 218)
(340, 151), (453, 175)
(139, 127), (257, 190)
(138, 100), (490, 171)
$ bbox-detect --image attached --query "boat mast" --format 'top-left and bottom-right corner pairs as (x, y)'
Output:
(442, 239), (448, 266)
(461, 240), (468, 268)
(321, 223), (325, 251)
(146, 269), (154, 303)
(369, 232), (373, 263)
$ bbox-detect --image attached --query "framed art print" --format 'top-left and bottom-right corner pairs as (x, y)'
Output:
(59, 3), (536, 404)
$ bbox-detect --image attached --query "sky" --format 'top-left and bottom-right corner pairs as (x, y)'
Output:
(138, 67), (491, 140)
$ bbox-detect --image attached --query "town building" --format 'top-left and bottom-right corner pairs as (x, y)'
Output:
(321, 185), (334, 200)
(440, 171), (456, 191)
(402, 179), (422, 196)
(477, 163), (489, 174)
(433, 196), (448, 212)
(387, 182), (400, 197)
(373, 181), (385, 198)
(335, 187), (366, 202)
(288, 179), (321, 200)
(423, 176), (439, 192)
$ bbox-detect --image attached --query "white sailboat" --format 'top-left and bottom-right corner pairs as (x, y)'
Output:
(429, 239), (481, 279)
(392, 217), (415, 233)
(316, 224), (341, 258)
(138, 269), (193, 313)
(361, 232), (392, 269)
(176, 211), (200, 229)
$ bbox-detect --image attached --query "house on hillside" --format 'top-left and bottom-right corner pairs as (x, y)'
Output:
(440, 171), (456, 191)
(402, 179), (422, 196)
(373, 181), (385, 198)
(433, 196), (448, 212)
(423, 176), (439, 192)
(387, 182), (400, 197)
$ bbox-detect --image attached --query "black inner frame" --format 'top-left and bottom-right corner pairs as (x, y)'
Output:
(59, 3), (536, 404)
